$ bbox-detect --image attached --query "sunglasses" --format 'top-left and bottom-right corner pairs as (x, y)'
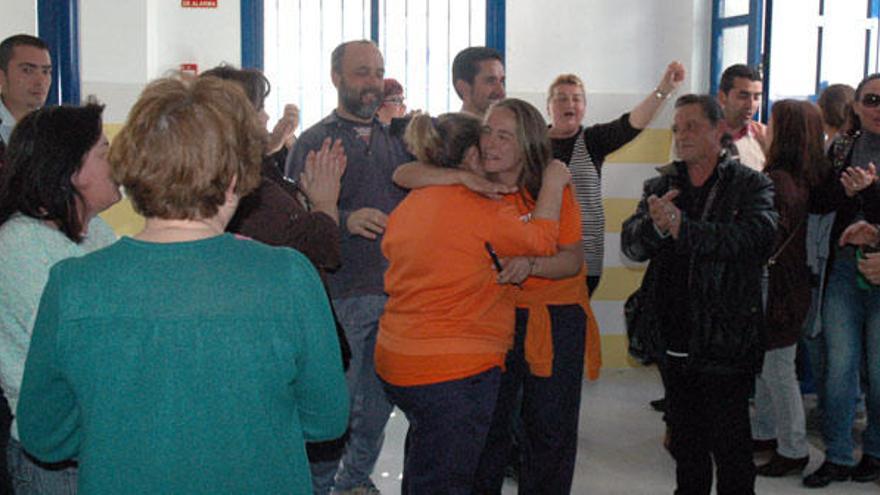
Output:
(862, 93), (880, 108)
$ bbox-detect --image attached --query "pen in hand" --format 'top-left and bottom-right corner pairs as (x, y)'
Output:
(485, 241), (523, 289)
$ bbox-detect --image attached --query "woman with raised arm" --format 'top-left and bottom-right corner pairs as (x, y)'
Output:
(377, 111), (570, 494)
(546, 62), (685, 295)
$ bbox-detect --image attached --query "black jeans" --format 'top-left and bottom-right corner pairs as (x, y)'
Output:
(0, 388), (11, 494)
(666, 357), (756, 495)
(475, 304), (586, 494)
(382, 368), (500, 495)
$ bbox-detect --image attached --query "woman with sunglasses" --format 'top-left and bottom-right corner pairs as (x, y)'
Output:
(802, 73), (880, 488)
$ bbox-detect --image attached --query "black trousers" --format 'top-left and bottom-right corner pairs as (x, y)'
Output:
(0, 387), (12, 494)
(475, 305), (586, 494)
(665, 357), (756, 495)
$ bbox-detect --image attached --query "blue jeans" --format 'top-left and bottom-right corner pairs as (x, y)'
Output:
(821, 254), (880, 466)
(310, 294), (393, 493)
(7, 439), (77, 495)
(382, 368), (500, 495)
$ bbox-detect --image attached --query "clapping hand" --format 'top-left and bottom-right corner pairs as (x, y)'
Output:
(839, 220), (880, 247)
(268, 104), (300, 154)
(300, 137), (346, 223)
(841, 162), (877, 197)
(647, 189), (682, 238)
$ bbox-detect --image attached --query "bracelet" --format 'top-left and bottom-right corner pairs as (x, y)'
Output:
(653, 88), (670, 100)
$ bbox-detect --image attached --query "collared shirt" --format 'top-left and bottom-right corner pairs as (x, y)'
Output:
(728, 120), (766, 172)
(285, 111), (411, 300)
(0, 97), (16, 146)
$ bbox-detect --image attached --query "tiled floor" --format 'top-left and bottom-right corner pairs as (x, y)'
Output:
(370, 367), (878, 494)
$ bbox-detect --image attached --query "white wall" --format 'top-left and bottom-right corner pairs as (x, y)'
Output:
(22, 0), (711, 128)
(506, 0), (711, 128)
(0, 0), (37, 39)
(4, 0), (241, 123)
(81, 0), (241, 123)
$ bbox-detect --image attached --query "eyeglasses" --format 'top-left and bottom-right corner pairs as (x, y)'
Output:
(862, 93), (880, 108)
(383, 97), (405, 106)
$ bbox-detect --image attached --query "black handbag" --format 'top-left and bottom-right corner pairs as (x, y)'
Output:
(624, 265), (660, 365)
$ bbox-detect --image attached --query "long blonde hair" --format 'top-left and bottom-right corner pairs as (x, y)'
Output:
(489, 98), (552, 201)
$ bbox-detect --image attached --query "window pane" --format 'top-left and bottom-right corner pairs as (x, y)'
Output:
(721, 0), (750, 17)
(265, 0), (485, 129)
(768, 0), (820, 99)
(720, 25), (749, 76)
(379, 0), (485, 115)
(264, 0), (371, 131)
(821, 0), (871, 87)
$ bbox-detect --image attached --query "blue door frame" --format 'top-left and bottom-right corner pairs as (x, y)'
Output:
(37, 0), (80, 106)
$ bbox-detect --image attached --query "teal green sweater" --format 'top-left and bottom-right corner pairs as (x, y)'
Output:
(17, 234), (349, 494)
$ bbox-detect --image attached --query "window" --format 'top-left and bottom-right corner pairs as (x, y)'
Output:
(378, 0), (485, 117)
(711, 0), (880, 108)
(260, 0), (495, 129)
(263, 1), (373, 132)
(710, 0), (764, 96)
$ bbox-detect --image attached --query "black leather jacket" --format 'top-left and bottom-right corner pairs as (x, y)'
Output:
(622, 156), (778, 374)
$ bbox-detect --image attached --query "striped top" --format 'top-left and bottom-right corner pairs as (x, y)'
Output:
(550, 114), (642, 278)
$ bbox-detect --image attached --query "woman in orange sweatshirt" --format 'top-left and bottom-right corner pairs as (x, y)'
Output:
(377, 111), (570, 494)
(394, 99), (601, 494)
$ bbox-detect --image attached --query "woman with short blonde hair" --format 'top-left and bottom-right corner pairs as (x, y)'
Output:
(16, 76), (350, 494)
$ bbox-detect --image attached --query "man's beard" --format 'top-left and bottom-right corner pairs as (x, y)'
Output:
(340, 80), (383, 120)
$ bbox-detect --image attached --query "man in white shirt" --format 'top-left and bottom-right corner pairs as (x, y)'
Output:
(0, 34), (52, 145)
(717, 64), (766, 171)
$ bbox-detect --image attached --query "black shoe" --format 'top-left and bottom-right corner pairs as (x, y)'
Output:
(852, 453), (880, 482)
(803, 461), (853, 488)
(756, 453), (809, 477)
(649, 397), (667, 413)
(752, 438), (777, 453)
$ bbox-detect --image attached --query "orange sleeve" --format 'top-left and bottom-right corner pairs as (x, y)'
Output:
(487, 201), (559, 258)
(558, 186), (582, 246)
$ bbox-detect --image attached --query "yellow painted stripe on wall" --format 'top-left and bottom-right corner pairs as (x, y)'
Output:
(603, 197), (640, 233)
(104, 123), (124, 140)
(99, 197), (144, 236)
(605, 128), (672, 164)
(591, 265), (645, 301)
(99, 124), (144, 236)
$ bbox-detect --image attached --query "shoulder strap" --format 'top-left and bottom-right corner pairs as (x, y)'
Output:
(767, 218), (806, 266)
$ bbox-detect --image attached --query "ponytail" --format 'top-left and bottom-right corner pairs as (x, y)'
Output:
(404, 113), (441, 165)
